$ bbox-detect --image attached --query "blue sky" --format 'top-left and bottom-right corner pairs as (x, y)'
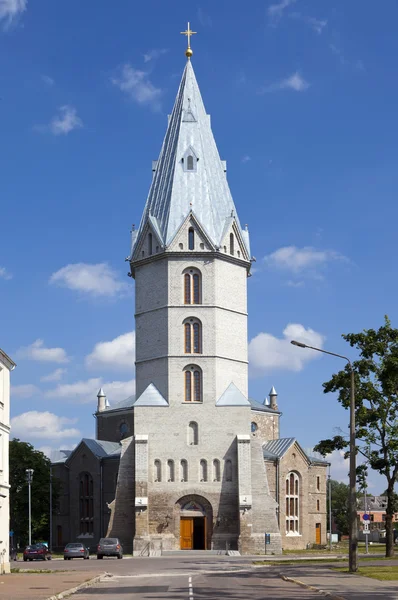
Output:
(1, 0), (397, 493)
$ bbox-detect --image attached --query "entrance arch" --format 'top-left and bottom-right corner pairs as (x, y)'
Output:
(176, 495), (213, 550)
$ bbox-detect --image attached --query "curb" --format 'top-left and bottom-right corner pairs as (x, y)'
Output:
(45, 572), (112, 600)
(279, 574), (346, 600)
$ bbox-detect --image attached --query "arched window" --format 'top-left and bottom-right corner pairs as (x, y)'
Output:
(188, 421), (198, 445)
(213, 459), (221, 482)
(184, 319), (202, 354)
(200, 459), (208, 482)
(184, 366), (202, 402)
(148, 233), (153, 256)
(167, 460), (175, 482)
(188, 228), (195, 250)
(79, 472), (94, 535)
(181, 459), (188, 482)
(119, 422), (129, 439)
(230, 233), (234, 256)
(183, 269), (202, 305)
(225, 459), (232, 482)
(286, 472), (300, 534)
(154, 459), (162, 482)
(187, 155), (194, 171)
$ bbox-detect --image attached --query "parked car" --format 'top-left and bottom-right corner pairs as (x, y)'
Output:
(63, 542), (90, 560)
(23, 544), (52, 561)
(96, 537), (123, 559)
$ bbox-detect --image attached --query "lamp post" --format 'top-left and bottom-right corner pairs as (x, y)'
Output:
(49, 466), (53, 553)
(328, 467), (333, 552)
(290, 340), (357, 573)
(25, 469), (34, 546)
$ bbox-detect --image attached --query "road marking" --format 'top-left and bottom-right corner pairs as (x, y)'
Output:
(188, 575), (193, 599)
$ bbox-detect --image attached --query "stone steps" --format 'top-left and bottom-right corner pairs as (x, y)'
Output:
(162, 550), (226, 556)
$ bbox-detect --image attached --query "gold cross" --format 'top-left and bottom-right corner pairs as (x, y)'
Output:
(181, 22), (197, 58)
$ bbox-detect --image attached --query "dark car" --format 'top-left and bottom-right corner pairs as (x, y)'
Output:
(63, 542), (90, 560)
(23, 544), (52, 561)
(97, 537), (123, 559)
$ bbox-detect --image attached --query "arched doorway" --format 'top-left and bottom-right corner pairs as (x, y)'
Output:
(176, 495), (212, 550)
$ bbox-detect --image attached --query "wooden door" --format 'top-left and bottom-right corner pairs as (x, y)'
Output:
(180, 518), (193, 549)
(315, 523), (321, 544)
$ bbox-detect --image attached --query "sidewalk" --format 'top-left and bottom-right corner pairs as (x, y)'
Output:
(279, 565), (398, 600)
(0, 571), (102, 600)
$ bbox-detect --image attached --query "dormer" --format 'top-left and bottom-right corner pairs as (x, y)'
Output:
(182, 146), (199, 173)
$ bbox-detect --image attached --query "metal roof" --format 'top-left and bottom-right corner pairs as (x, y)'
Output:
(50, 449), (72, 464)
(81, 439), (121, 458)
(133, 60), (250, 254)
(249, 398), (281, 414)
(0, 347), (16, 370)
(216, 382), (250, 407)
(263, 438), (296, 459)
(134, 383), (168, 407)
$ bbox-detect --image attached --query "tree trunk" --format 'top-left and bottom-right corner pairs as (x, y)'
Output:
(386, 489), (395, 558)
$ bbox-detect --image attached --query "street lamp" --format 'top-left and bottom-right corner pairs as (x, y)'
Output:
(290, 340), (357, 573)
(25, 469), (34, 546)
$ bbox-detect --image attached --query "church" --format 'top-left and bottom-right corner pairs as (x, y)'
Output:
(52, 32), (328, 555)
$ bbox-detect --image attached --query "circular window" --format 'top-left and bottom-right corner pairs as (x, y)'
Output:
(251, 422), (258, 433)
(119, 423), (129, 435)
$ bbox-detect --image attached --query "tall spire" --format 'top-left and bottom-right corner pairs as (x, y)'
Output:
(133, 60), (250, 257)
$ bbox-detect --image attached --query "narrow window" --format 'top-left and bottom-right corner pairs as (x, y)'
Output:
(317, 499), (320, 511)
(286, 472), (300, 534)
(188, 421), (198, 445)
(188, 228), (195, 250)
(148, 233), (153, 256)
(230, 233), (234, 256)
(79, 472), (94, 535)
(317, 476), (320, 491)
(193, 322), (201, 353)
(181, 459), (188, 482)
(184, 274), (191, 304)
(154, 459), (161, 482)
(187, 155), (194, 170)
(200, 459), (208, 482)
(167, 460), (175, 482)
(185, 371), (192, 402)
(193, 274), (200, 304)
(193, 370), (201, 402)
(225, 459), (232, 482)
(213, 459), (220, 482)
(185, 323), (191, 353)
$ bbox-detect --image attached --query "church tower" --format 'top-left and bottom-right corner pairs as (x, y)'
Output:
(113, 33), (282, 555)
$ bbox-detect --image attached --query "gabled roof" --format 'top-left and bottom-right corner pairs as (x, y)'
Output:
(50, 449), (72, 464)
(134, 383), (168, 407)
(133, 60), (250, 255)
(0, 348), (16, 371)
(216, 382), (250, 407)
(262, 438), (329, 466)
(82, 439), (121, 458)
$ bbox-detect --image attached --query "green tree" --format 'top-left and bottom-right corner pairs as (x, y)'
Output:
(328, 480), (350, 536)
(314, 317), (398, 557)
(9, 439), (59, 548)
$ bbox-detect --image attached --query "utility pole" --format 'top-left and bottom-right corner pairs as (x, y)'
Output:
(25, 469), (34, 545)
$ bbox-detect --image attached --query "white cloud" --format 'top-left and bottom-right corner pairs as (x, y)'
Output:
(264, 245), (346, 274)
(260, 72), (309, 94)
(330, 44), (365, 72)
(143, 48), (168, 63)
(41, 74), (54, 86)
(46, 376), (135, 404)
(49, 105), (82, 135)
(249, 323), (324, 376)
(11, 384), (39, 398)
(49, 262), (128, 298)
(289, 13), (327, 34)
(16, 339), (69, 364)
(11, 411), (80, 440)
(241, 155), (251, 164)
(86, 332), (135, 371)
(0, 0), (26, 29)
(327, 450), (349, 483)
(268, 0), (296, 19)
(0, 266), (12, 280)
(40, 368), (67, 382)
(111, 64), (162, 111)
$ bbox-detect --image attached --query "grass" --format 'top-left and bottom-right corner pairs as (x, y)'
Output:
(333, 565), (398, 581)
(11, 568), (67, 574)
(282, 543), (387, 556)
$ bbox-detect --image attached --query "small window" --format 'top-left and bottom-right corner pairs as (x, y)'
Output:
(184, 319), (202, 354)
(184, 367), (202, 402)
(188, 228), (195, 250)
(119, 422), (129, 438)
(317, 499), (320, 511)
(180, 459), (188, 482)
(200, 459), (208, 482)
(251, 422), (258, 433)
(148, 233), (153, 255)
(225, 459), (232, 482)
(188, 421), (198, 445)
(213, 459), (221, 482)
(317, 476), (320, 491)
(154, 459), (162, 482)
(230, 233), (234, 256)
(187, 155), (194, 171)
(183, 269), (202, 305)
(167, 460), (175, 482)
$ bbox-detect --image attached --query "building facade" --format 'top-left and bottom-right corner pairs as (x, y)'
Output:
(52, 56), (328, 554)
(0, 348), (16, 574)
